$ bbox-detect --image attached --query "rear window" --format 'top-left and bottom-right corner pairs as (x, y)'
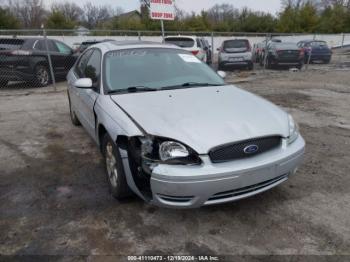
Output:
(223, 40), (250, 52)
(274, 43), (298, 49)
(164, 37), (195, 48)
(224, 40), (248, 49)
(0, 39), (24, 50)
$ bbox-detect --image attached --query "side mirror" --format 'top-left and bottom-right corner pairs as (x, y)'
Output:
(217, 71), (226, 79)
(74, 78), (92, 89)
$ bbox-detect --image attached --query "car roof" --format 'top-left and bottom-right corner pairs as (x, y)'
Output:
(299, 40), (326, 43)
(81, 39), (114, 44)
(9, 37), (42, 40)
(223, 39), (249, 42)
(92, 40), (183, 53)
(164, 35), (198, 40)
(0, 37), (42, 43)
(273, 42), (298, 47)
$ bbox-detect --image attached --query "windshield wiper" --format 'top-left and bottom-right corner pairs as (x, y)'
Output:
(161, 82), (223, 90)
(181, 82), (223, 87)
(108, 86), (158, 94)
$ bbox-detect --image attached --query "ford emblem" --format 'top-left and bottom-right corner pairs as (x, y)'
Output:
(244, 145), (259, 154)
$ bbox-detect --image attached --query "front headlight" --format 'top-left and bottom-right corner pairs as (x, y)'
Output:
(140, 136), (201, 165)
(159, 141), (189, 161)
(288, 114), (299, 144)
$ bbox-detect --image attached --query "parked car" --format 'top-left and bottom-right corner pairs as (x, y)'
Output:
(253, 41), (266, 63)
(254, 39), (282, 64)
(74, 39), (114, 54)
(163, 36), (208, 63)
(0, 37), (77, 87)
(260, 42), (304, 69)
(217, 39), (254, 70)
(297, 40), (332, 64)
(67, 41), (305, 208)
(200, 38), (212, 64)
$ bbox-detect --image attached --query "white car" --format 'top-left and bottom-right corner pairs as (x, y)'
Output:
(218, 39), (254, 70)
(164, 36), (208, 63)
(67, 41), (305, 209)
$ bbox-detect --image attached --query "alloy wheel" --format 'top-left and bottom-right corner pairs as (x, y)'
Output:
(36, 67), (49, 86)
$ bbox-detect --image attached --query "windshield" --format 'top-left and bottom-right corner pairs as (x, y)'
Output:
(164, 38), (195, 48)
(104, 48), (225, 92)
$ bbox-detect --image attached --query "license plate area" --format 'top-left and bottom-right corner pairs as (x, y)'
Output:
(229, 57), (244, 62)
(240, 165), (277, 186)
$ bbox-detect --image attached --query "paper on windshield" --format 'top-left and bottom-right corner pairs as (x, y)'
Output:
(178, 54), (201, 63)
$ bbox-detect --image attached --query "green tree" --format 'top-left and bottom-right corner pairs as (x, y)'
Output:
(298, 2), (319, 32)
(0, 7), (20, 29)
(318, 4), (349, 33)
(183, 13), (209, 31)
(238, 9), (277, 32)
(277, 5), (301, 32)
(46, 11), (75, 29)
(111, 18), (146, 30)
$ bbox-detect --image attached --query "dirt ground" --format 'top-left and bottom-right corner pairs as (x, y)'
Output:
(0, 63), (350, 260)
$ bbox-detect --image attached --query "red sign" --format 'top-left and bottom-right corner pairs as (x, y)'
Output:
(150, 0), (175, 21)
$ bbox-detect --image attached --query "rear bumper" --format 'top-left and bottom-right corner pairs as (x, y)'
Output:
(219, 60), (253, 68)
(271, 57), (303, 65)
(308, 54), (332, 61)
(150, 135), (305, 208)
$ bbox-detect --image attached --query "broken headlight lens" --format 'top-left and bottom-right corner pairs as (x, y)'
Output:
(288, 114), (299, 144)
(140, 137), (201, 165)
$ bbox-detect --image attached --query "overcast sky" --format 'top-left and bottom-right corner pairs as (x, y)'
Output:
(46, 0), (282, 15)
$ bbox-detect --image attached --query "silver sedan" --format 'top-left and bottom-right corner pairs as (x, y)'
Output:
(67, 41), (305, 208)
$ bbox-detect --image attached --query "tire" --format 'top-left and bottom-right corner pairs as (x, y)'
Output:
(259, 54), (264, 67)
(324, 59), (330, 64)
(248, 62), (254, 71)
(68, 92), (81, 126)
(266, 57), (272, 69)
(102, 134), (132, 200)
(34, 64), (50, 87)
(218, 63), (225, 71)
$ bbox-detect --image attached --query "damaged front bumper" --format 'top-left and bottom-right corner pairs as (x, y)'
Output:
(149, 136), (305, 208)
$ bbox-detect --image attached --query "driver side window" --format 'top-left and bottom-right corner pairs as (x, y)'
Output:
(75, 49), (93, 78)
(84, 50), (101, 88)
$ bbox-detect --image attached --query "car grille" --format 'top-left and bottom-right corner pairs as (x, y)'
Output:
(209, 136), (281, 163)
(206, 174), (288, 202)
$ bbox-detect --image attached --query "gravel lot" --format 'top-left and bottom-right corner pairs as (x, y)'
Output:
(0, 63), (350, 260)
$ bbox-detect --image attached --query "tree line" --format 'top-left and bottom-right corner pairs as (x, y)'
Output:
(0, 0), (349, 33)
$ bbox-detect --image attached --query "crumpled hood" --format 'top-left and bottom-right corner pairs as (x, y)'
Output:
(111, 85), (289, 154)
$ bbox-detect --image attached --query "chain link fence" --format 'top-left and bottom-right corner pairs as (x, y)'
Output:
(0, 29), (349, 90)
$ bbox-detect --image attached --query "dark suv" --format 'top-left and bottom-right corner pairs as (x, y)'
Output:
(0, 38), (77, 87)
